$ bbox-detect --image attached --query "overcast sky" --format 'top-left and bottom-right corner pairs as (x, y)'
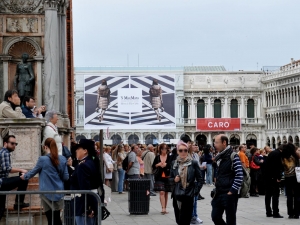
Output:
(73, 0), (300, 71)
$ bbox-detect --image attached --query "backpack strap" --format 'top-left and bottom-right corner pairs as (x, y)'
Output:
(230, 152), (237, 170)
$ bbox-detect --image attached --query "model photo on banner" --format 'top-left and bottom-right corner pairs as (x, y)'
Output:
(84, 74), (176, 129)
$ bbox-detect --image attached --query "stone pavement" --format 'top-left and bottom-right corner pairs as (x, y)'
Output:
(103, 185), (299, 225)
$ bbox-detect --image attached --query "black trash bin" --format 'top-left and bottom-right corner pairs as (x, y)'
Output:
(128, 179), (150, 214)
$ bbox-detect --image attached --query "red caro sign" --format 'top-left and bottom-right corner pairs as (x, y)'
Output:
(196, 118), (241, 131)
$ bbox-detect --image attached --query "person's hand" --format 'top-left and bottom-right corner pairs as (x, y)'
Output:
(161, 162), (167, 168)
(156, 162), (162, 167)
(20, 169), (28, 173)
(227, 192), (232, 195)
(259, 160), (264, 163)
(277, 179), (281, 183)
(40, 105), (46, 112)
(88, 210), (94, 218)
(174, 175), (180, 183)
(20, 174), (25, 180)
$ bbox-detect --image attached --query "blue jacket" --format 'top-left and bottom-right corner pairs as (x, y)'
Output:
(21, 106), (34, 118)
(24, 154), (69, 201)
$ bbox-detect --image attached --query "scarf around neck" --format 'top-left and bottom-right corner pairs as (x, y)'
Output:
(175, 155), (193, 189)
(214, 145), (232, 164)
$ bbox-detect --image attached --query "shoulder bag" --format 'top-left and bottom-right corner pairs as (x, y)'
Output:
(250, 156), (260, 170)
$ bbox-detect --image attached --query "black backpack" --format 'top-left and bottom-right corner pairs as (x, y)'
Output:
(122, 152), (132, 171)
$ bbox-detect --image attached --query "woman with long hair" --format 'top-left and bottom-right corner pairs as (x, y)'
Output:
(21, 138), (69, 225)
(281, 143), (300, 219)
(203, 144), (213, 186)
(152, 143), (171, 214)
(103, 146), (115, 186)
(170, 140), (203, 225)
(113, 145), (126, 194)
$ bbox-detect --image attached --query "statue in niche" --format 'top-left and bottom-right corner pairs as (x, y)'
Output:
(207, 76), (211, 84)
(14, 53), (35, 102)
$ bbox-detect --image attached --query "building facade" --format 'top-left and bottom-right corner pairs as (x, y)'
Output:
(262, 59), (300, 148)
(74, 59), (300, 148)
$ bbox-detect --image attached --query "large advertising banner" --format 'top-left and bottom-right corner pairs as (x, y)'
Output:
(84, 75), (176, 130)
(196, 118), (241, 131)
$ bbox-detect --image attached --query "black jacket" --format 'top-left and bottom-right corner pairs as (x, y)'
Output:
(264, 149), (283, 181)
(170, 160), (203, 197)
(70, 156), (102, 216)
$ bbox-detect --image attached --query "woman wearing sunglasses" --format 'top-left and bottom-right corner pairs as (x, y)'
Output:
(170, 140), (203, 225)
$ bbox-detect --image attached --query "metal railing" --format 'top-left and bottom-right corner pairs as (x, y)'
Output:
(0, 190), (103, 225)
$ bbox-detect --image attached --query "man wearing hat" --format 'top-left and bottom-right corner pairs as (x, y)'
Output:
(70, 139), (105, 225)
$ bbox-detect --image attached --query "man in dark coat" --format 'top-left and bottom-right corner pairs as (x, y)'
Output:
(264, 146), (284, 218)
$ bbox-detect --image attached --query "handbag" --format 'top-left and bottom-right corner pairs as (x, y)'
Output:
(296, 159), (300, 183)
(106, 163), (113, 173)
(250, 156), (260, 170)
(174, 183), (186, 201)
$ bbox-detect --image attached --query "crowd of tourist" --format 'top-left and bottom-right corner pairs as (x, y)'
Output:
(0, 89), (300, 225)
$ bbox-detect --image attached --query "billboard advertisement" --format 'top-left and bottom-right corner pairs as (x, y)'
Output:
(84, 75), (176, 130)
(196, 118), (241, 131)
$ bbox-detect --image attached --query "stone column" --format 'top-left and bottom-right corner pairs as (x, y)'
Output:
(224, 97), (228, 118)
(33, 56), (44, 107)
(0, 56), (12, 96)
(241, 97), (245, 119)
(208, 98), (212, 118)
(208, 133), (212, 144)
(140, 133), (144, 144)
(58, 2), (68, 114)
(44, 0), (60, 111)
(257, 97), (261, 118)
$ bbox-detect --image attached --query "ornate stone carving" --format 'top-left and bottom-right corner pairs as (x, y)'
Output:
(224, 76), (228, 84)
(7, 18), (38, 33)
(44, 0), (60, 9)
(207, 76), (211, 84)
(2, 0), (43, 13)
(8, 41), (37, 58)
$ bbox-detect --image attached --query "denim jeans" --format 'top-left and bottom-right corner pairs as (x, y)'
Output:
(118, 168), (125, 193)
(211, 193), (239, 225)
(75, 216), (96, 225)
(191, 194), (198, 218)
(206, 164), (212, 185)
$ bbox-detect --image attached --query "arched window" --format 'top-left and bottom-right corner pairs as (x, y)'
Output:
(76, 135), (86, 142)
(197, 99), (205, 118)
(145, 134), (157, 145)
(230, 99), (238, 118)
(128, 134), (139, 145)
(214, 99), (221, 118)
(163, 134), (174, 142)
(247, 99), (255, 118)
(183, 99), (188, 118)
(111, 134), (122, 145)
(93, 135), (99, 142)
(77, 99), (84, 121)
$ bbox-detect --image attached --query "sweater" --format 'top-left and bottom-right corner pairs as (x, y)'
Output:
(0, 101), (25, 118)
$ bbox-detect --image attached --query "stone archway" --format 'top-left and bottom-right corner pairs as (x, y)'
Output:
(288, 135), (293, 144)
(128, 134), (139, 145)
(271, 137), (276, 149)
(246, 134), (257, 148)
(196, 134), (207, 147)
(145, 134), (157, 145)
(76, 134), (86, 142)
(266, 137), (270, 147)
(295, 136), (299, 147)
(277, 136), (281, 148)
(229, 134), (240, 146)
(111, 134), (122, 145)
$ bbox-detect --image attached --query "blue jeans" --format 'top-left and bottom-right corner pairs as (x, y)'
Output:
(206, 164), (212, 185)
(118, 168), (125, 193)
(75, 216), (96, 225)
(192, 193), (198, 218)
(211, 193), (239, 225)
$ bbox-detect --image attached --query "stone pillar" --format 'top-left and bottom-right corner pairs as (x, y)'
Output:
(44, 0), (60, 111)
(241, 97), (245, 119)
(33, 56), (44, 107)
(58, 2), (68, 114)
(224, 97), (228, 118)
(207, 98), (212, 118)
(257, 97), (261, 118)
(140, 133), (144, 144)
(208, 133), (212, 144)
(0, 56), (12, 96)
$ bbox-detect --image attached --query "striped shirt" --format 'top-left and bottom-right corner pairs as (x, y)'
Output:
(230, 154), (244, 194)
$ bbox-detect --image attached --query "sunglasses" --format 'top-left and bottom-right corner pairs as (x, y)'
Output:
(8, 142), (18, 146)
(178, 149), (188, 153)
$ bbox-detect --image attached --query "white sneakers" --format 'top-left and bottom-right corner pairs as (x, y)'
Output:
(191, 217), (203, 224)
